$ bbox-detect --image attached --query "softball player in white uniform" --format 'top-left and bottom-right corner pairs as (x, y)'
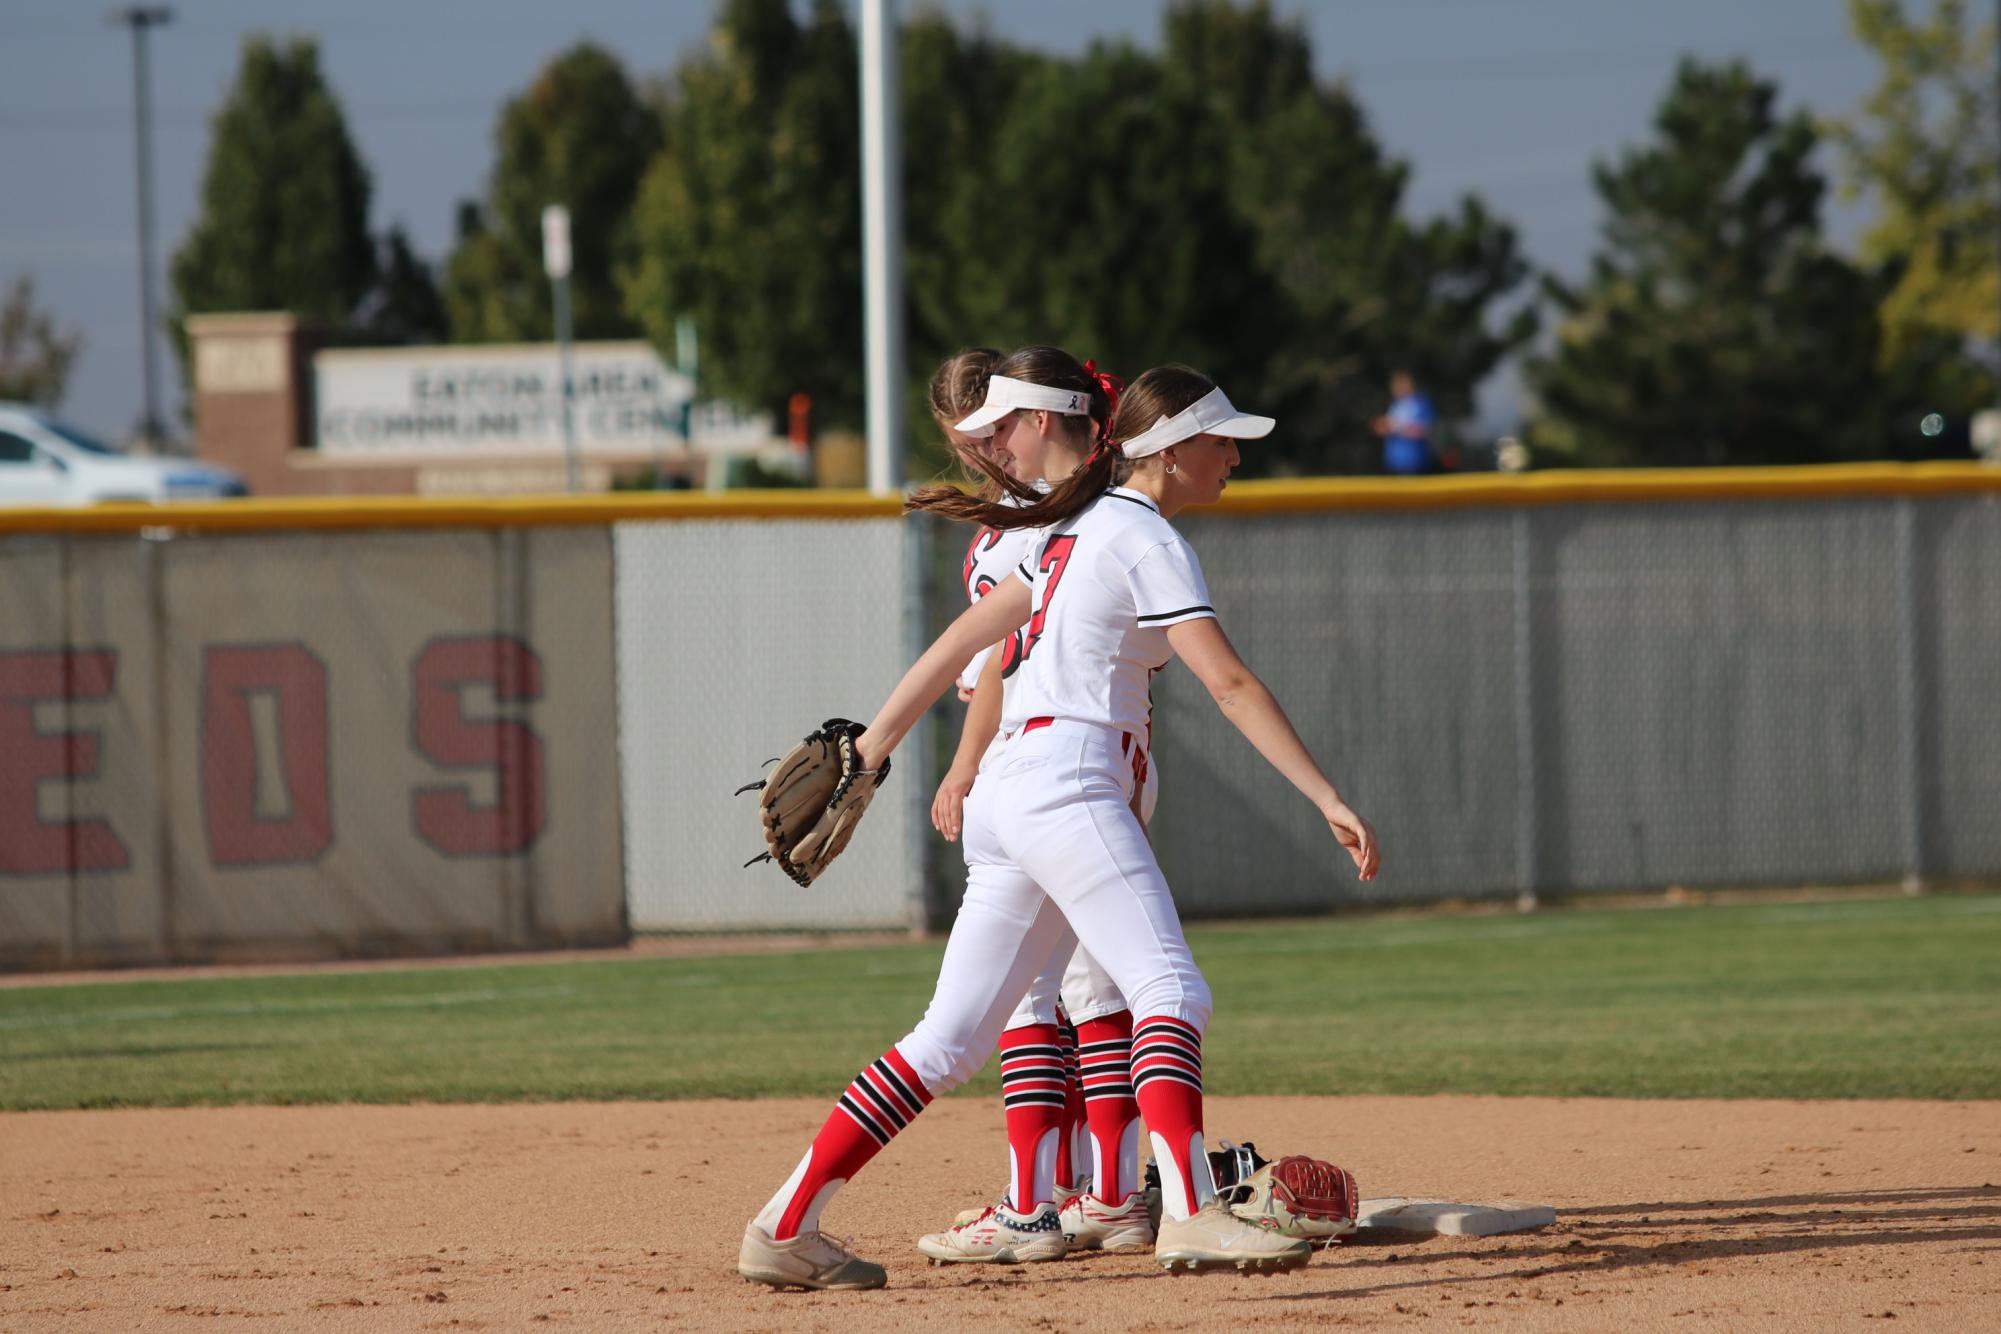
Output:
(924, 351), (1155, 1259)
(739, 365), (1378, 1291)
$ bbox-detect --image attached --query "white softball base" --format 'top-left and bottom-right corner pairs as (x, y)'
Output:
(1356, 1197), (1556, 1236)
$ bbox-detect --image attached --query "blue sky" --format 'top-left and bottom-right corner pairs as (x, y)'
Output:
(0, 0), (1880, 441)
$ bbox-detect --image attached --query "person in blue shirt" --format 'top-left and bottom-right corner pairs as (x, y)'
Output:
(1371, 370), (1437, 475)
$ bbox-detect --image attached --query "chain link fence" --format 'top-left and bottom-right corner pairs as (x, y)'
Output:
(4, 478), (1998, 963)
(614, 517), (930, 931)
(923, 489), (2001, 920)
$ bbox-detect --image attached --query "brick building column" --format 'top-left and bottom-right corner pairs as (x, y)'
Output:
(185, 313), (320, 496)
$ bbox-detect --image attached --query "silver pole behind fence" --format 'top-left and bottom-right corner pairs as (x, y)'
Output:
(1510, 507), (1540, 910)
(860, 0), (905, 496)
(111, 5), (173, 449)
(1894, 498), (1928, 894)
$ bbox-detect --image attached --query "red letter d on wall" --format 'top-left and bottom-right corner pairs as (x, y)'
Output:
(202, 644), (333, 866)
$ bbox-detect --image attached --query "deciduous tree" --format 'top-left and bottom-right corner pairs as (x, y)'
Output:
(939, 40), (1278, 401)
(0, 277), (82, 406)
(1164, 0), (1536, 472)
(622, 0), (863, 426)
(444, 42), (660, 343)
(1832, 0), (1995, 413)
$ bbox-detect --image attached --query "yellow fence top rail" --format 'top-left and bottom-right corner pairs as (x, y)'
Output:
(1, 461), (1997, 534)
(1212, 460), (2001, 513)
(0, 488), (904, 534)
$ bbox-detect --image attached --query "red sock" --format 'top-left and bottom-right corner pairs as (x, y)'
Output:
(755, 1047), (932, 1240)
(1076, 1011), (1139, 1203)
(1054, 1008), (1086, 1190)
(999, 1023), (1067, 1211)
(1130, 1014), (1210, 1220)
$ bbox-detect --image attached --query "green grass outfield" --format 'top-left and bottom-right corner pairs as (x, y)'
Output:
(3, 894), (1997, 1110)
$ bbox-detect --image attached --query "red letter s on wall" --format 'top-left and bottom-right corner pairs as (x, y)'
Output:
(411, 637), (546, 856)
(0, 648), (129, 875)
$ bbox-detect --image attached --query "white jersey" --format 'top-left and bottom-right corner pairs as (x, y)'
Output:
(1000, 486), (1215, 738)
(957, 487), (1042, 692)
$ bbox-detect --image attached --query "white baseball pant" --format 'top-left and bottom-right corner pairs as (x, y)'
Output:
(1003, 743), (1157, 1029)
(895, 720), (1209, 1096)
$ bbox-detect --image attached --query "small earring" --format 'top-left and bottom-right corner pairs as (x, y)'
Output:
(1164, 462), (1176, 475)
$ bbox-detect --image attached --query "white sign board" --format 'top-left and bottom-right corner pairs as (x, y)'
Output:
(313, 342), (769, 457)
(541, 205), (572, 280)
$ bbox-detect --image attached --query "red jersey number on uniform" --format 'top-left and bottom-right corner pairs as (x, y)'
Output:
(1007, 535), (1078, 677)
(972, 574), (1027, 678)
(963, 527), (1004, 601)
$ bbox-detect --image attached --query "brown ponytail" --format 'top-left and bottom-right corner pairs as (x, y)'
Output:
(1110, 365), (1216, 447)
(907, 345), (1115, 529)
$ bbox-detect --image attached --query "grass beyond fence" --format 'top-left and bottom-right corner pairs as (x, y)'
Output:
(2, 894), (1996, 1111)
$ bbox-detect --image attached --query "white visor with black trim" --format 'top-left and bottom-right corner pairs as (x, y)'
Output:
(954, 375), (1095, 438)
(1119, 386), (1275, 459)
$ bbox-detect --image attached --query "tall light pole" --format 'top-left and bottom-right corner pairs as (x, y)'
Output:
(860, 0), (905, 494)
(110, 5), (172, 449)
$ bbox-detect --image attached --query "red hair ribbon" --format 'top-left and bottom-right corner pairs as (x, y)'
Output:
(1082, 359), (1124, 458)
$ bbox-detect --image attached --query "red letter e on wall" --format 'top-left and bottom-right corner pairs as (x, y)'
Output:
(0, 649), (128, 874)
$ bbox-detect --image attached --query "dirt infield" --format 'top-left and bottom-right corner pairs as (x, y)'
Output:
(3, 1096), (1995, 1331)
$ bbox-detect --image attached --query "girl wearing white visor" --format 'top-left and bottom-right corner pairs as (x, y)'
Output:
(913, 346), (1162, 1264)
(739, 364), (1378, 1290)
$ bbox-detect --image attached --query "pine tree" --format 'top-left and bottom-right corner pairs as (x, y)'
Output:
(353, 226), (448, 346)
(168, 35), (375, 363)
(1528, 59), (1891, 466)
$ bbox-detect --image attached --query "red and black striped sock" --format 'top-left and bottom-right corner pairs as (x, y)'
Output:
(998, 1023), (1068, 1212)
(1053, 1007), (1087, 1191)
(1076, 1010), (1139, 1203)
(754, 1046), (933, 1240)
(1130, 1014), (1213, 1221)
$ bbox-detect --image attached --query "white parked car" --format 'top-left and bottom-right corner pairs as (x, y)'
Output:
(0, 403), (248, 503)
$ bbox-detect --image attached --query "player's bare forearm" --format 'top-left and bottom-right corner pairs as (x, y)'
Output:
(860, 582), (1030, 769)
(1212, 675), (1340, 808)
(950, 643), (1008, 775)
(932, 645), (1008, 843)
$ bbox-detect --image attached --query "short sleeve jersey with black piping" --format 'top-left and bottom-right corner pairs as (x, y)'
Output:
(956, 493), (1041, 693)
(1000, 485), (1216, 738)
